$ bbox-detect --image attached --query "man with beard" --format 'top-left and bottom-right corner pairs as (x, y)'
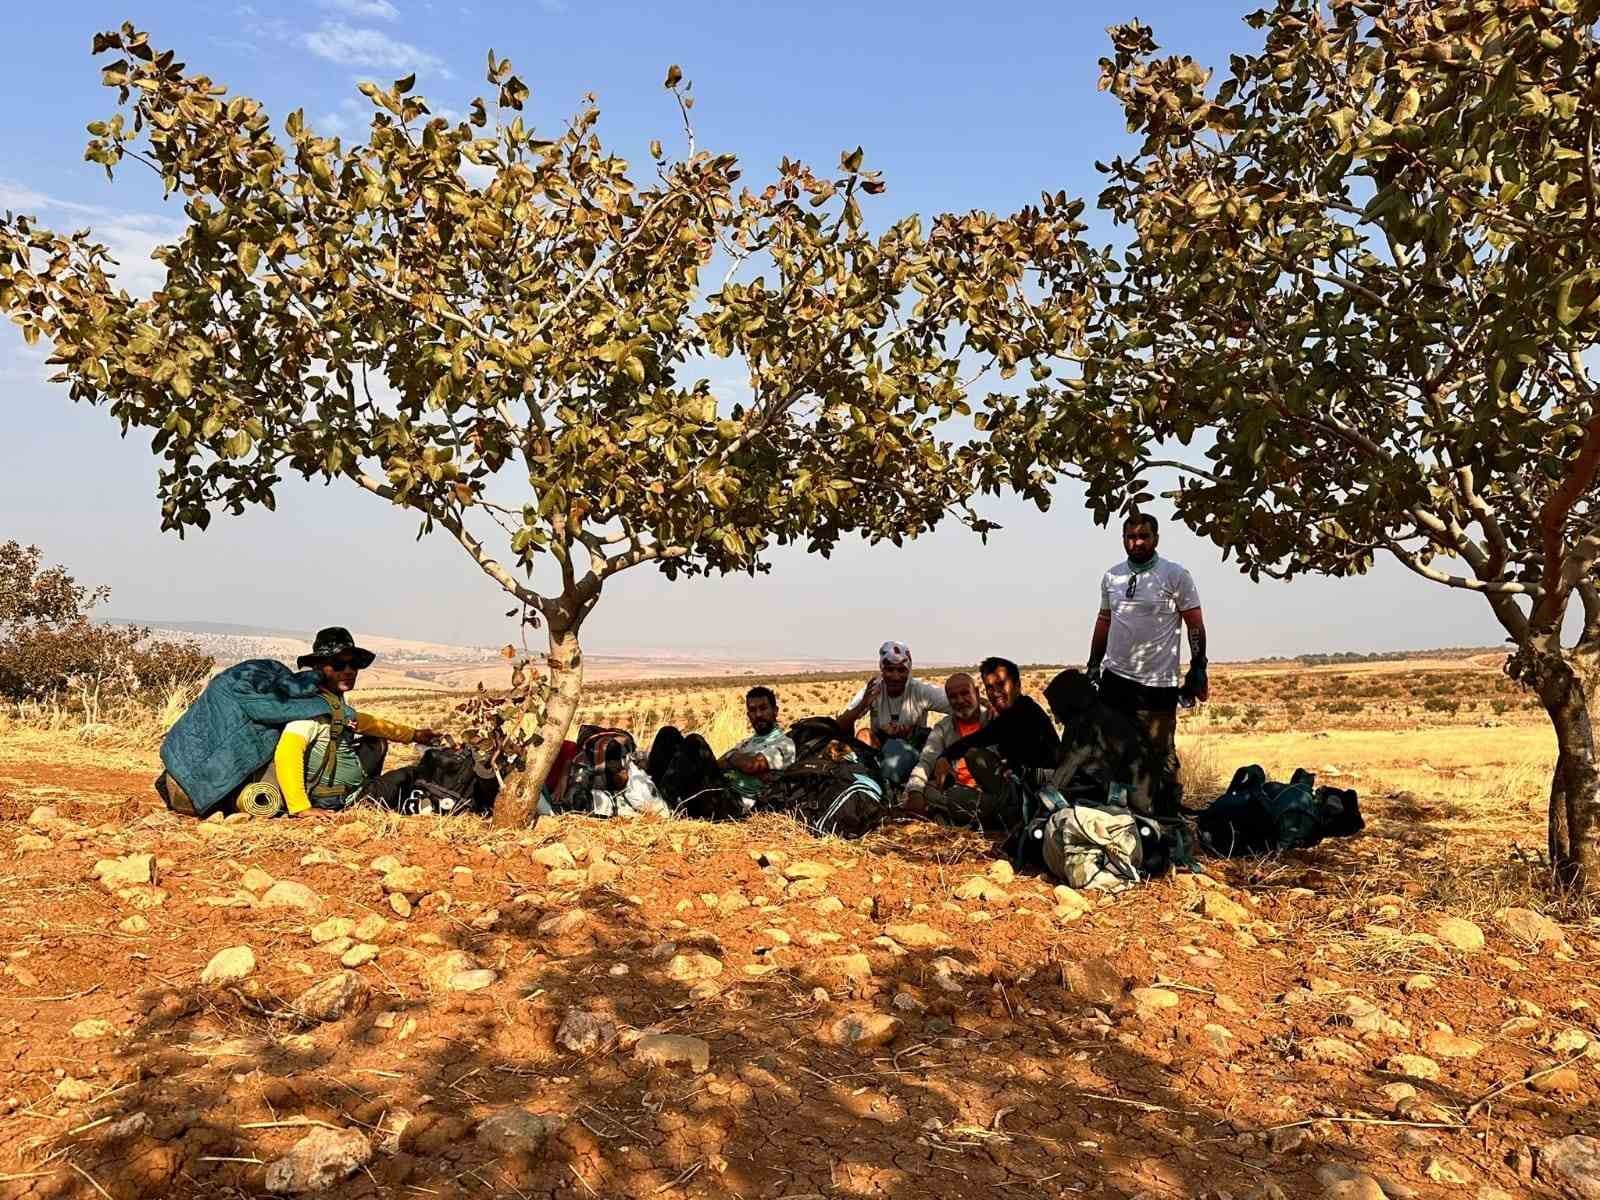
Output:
(836, 641), (951, 789)
(1085, 512), (1207, 817)
(903, 672), (1000, 828)
(646, 686), (795, 819)
(931, 657), (1062, 829)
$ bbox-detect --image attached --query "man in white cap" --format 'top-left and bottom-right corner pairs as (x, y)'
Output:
(836, 641), (951, 790)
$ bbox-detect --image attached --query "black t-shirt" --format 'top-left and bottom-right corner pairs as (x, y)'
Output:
(941, 695), (1061, 772)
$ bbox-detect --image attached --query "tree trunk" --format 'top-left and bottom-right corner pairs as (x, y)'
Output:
(1533, 656), (1600, 892)
(492, 621), (586, 828)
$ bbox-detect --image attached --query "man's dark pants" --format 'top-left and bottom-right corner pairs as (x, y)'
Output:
(1098, 671), (1182, 817)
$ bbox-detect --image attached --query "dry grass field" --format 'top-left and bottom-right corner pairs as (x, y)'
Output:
(2, 656), (1597, 1200)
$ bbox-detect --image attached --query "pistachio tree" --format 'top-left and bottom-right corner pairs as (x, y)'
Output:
(0, 26), (1075, 823)
(997, 0), (1600, 886)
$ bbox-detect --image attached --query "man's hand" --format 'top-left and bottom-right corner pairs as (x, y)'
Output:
(414, 728), (444, 746)
(903, 789), (927, 815)
(932, 758), (952, 788)
(862, 676), (881, 707)
(1180, 659), (1209, 707)
(883, 721), (915, 742)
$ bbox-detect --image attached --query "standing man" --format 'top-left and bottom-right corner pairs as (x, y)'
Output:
(1085, 514), (1207, 816)
(836, 641), (951, 789)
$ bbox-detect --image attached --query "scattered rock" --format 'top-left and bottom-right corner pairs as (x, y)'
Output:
(987, 859), (1014, 884)
(668, 953), (723, 982)
(260, 881), (322, 914)
(369, 855), (403, 874)
(1340, 995), (1410, 1039)
(1422, 1031), (1483, 1059)
(1197, 891), (1251, 927)
(476, 1108), (562, 1158)
(1054, 886), (1093, 921)
(953, 876), (1011, 904)
(265, 1127), (372, 1194)
(1378, 1083), (1417, 1111)
(448, 969), (497, 993)
(351, 914), (388, 942)
(813, 896), (845, 915)
(532, 843), (576, 870)
(311, 918), (355, 945)
(885, 922), (950, 950)
(825, 1010), (902, 1051)
(1315, 1162), (1391, 1200)
(556, 1010), (616, 1053)
(537, 909), (589, 937)
(1433, 916), (1485, 953)
(201, 945), (257, 985)
(1403, 974), (1437, 994)
(70, 1019), (114, 1040)
(240, 867), (275, 893)
(814, 953), (873, 993)
(341, 943), (379, 968)
(1062, 956), (1126, 1006)
(389, 893), (412, 918)
(929, 955), (973, 994)
(118, 915), (150, 934)
(1529, 1066), (1583, 1095)
(54, 1077), (97, 1102)
(1425, 1155), (1475, 1186)
(92, 853), (156, 891)
(635, 1033), (711, 1073)
(380, 866), (428, 898)
(1495, 907), (1566, 951)
(1302, 1038), (1367, 1067)
(15, 834), (51, 853)
(783, 860), (833, 881)
(1540, 1135), (1600, 1199)
(785, 877), (830, 900)
(295, 972), (370, 1022)
(1383, 1054), (1440, 1082)
(1131, 987), (1181, 1013)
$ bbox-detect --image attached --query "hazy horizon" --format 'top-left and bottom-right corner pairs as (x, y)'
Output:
(2, 0), (1519, 665)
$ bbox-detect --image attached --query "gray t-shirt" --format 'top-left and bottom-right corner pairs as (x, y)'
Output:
(1099, 556), (1201, 688)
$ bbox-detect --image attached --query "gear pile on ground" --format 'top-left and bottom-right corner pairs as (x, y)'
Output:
(1, 760), (1599, 1200)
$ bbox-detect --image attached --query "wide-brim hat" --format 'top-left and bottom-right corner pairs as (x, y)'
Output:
(298, 626), (376, 670)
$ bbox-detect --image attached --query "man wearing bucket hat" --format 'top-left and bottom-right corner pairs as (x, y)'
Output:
(270, 627), (442, 815)
(836, 641), (951, 791)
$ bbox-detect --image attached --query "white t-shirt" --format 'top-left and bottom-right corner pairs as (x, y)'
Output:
(591, 770), (670, 819)
(1099, 556), (1201, 688)
(844, 676), (951, 738)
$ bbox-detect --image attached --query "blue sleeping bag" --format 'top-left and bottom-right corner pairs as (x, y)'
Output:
(159, 659), (334, 817)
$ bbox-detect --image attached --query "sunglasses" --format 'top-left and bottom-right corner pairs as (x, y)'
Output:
(1125, 575), (1138, 600)
(327, 657), (361, 671)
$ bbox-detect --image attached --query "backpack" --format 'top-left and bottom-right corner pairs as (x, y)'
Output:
(1023, 794), (1168, 890)
(157, 659), (342, 819)
(364, 745), (500, 816)
(1196, 766), (1361, 857)
(760, 757), (888, 838)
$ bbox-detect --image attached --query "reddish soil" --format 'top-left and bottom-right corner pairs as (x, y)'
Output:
(0, 763), (1597, 1199)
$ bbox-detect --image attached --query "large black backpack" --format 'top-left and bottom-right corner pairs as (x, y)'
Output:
(758, 720), (887, 839)
(1195, 766), (1363, 857)
(364, 746), (500, 816)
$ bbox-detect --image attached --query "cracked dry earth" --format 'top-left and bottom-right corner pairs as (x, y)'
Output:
(2, 765), (1600, 1200)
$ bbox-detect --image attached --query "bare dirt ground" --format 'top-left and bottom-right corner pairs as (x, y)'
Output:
(2, 663), (1598, 1200)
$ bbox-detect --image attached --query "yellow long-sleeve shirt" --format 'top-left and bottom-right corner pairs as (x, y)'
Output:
(275, 707), (419, 814)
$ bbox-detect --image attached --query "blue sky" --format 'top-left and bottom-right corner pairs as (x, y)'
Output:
(0, 1), (1512, 661)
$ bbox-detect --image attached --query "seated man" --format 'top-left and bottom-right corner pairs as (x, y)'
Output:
(836, 641), (950, 790)
(904, 673), (998, 827)
(273, 627), (441, 815)
(1044, 667), (1170, 816)
(936, 657), (1061, 827)
(647, 687), (796, 819)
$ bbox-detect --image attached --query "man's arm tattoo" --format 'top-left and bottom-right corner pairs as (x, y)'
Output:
(1187, 622), (1207, 664)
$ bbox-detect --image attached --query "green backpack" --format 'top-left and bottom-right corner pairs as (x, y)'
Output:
(1196, 765), (1321, 857)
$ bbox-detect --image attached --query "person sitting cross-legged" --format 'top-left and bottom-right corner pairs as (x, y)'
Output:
(934, 656), (1062, 830)
(273, 627), (442, 815)
(903, 672), (1004, 828)
(646, 687), (796, 820)
(836, 641), (951, 791)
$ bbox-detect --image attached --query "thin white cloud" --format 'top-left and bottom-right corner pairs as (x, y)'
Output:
(321, 0), (401, 18)
(303, 22), (449, 77)
(0, 180), (183, 298)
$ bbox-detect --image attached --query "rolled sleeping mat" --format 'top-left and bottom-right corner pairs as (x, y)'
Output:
(237, 779), (286, 818)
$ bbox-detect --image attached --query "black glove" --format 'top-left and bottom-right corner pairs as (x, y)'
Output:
(1179, 658), (1208, 707)
(1086, 663), (1103, 690)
